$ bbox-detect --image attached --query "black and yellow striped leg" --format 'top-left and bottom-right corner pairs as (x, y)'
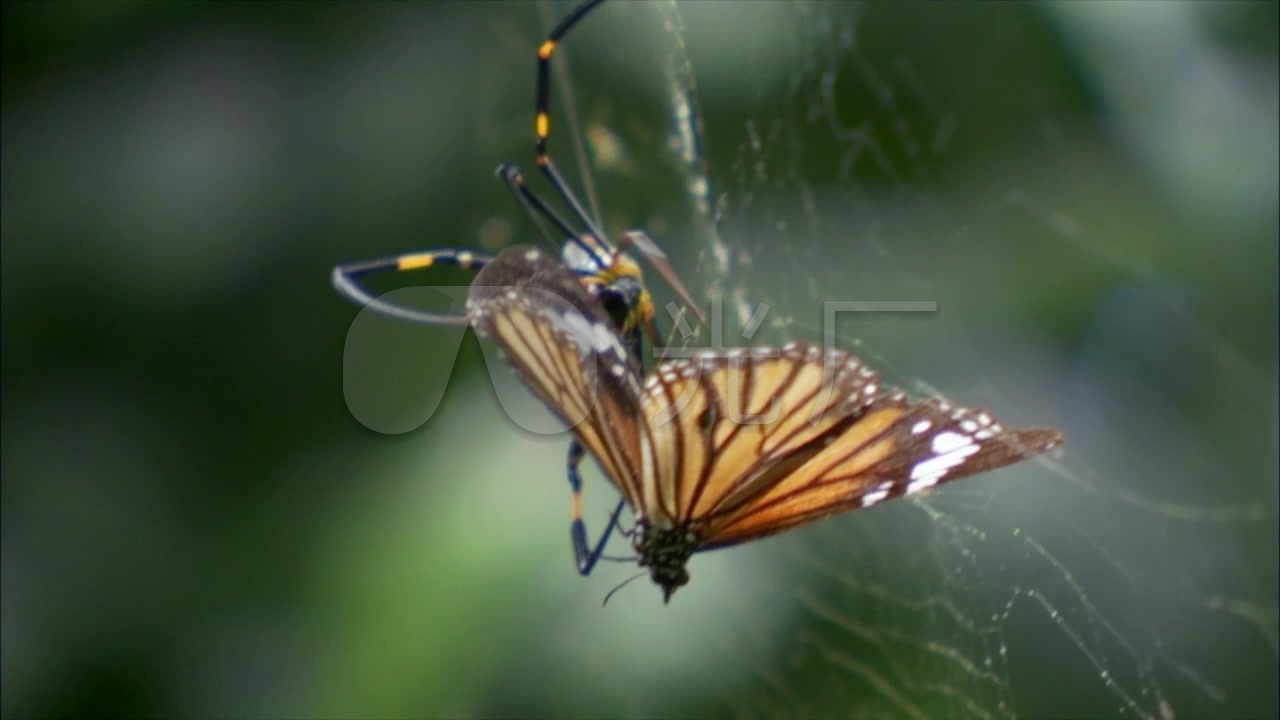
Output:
(534, 0), (613, 257)
(331, 248), (494, 325)
(568, 438), (627, 575)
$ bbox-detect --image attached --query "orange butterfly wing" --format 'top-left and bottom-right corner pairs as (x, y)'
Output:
(639, 345), (879, 524)
(637, 345), (1063, 548)
(703, 393), (1062, 546)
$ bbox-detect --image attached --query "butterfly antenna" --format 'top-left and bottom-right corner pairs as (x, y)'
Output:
(601, 571), (647, 606)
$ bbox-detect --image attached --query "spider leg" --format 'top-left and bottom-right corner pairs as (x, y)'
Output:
(533, 0), (613, 267)
(332, 249), (494, 325)
(496, 163), (581, 248)
(568, 438), (628, 575)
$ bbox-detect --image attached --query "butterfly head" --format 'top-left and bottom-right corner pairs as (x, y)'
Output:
(634, 521), (697, 604)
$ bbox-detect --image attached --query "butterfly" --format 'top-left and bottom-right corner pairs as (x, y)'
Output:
(467, 245), (1064, 602)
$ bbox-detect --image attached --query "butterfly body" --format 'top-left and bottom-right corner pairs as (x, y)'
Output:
(633, 522), (698, 602)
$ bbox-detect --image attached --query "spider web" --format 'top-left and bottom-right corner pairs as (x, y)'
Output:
(1, 1), (1272, 717)
(451, 2), (1277, 718)
(312, 2), (1276, 718)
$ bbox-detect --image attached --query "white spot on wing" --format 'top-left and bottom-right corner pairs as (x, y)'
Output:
(590, 322), (622, 355)
(861, 488), (890, 507)
(557, 312), (595, 353)
(907, 430), (982, 490)
(932, 431), (973, 454)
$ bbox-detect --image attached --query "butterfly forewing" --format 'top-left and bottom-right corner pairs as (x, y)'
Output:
(703, 393), (1063, 546)
(467, 245), (649, 506)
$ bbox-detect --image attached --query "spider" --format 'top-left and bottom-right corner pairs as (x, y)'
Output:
(332, 0), (704, 575)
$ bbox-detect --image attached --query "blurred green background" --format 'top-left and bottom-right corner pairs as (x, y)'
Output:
(3, 1), (1276, 718)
